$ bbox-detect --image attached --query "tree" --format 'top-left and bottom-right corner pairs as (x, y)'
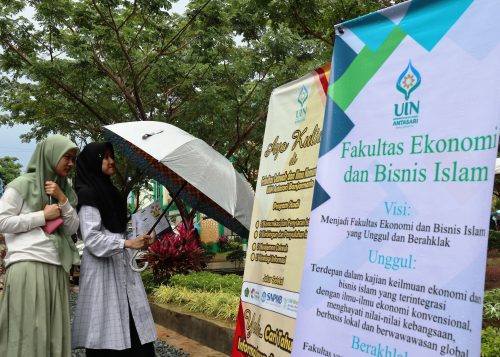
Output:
(0, 1), (269, 187)
(0, 156), (22, 184)
(0, 0), (402, 213)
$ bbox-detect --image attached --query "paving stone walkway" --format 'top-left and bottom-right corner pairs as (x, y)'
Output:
(156, 323), (229, 357)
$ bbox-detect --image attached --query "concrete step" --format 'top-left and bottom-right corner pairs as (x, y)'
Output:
(150, 302), (235, 356)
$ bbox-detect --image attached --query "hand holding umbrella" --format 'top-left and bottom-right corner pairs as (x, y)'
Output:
(125, 233), (155, 250)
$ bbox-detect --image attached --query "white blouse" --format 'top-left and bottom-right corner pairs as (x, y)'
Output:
(0, 187), (79, 267)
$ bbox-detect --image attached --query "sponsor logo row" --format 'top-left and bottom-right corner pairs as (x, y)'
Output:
(244, 284), (298, 316)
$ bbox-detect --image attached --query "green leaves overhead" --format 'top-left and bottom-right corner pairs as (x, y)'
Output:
(0, 0), (404, 193)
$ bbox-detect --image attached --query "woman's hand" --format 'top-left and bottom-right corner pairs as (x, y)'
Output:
(44, 181), (67, 204)
(124, 234), (152, 250)
(43, 204), (61, 220)
(149, 230), (157, 244)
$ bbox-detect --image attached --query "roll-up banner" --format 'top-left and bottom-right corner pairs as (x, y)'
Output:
(293, 1), (499, 356)
(232, 64), (331, 357)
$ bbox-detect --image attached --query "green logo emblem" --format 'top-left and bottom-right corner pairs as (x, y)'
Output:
(393, 60), (421, 128)
(396, 61), (421, 100)
(295, 85), (309, 123)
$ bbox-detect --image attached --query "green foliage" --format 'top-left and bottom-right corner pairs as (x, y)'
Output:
(228, 241), (241, 250)
(484, 289), (500, 322)
(492, 195), (500, 212)
(217, 235), (242, 252)
(140, 268), (159, 294)
(203, 250), (216, 261)
(152, 285), (240, 321)
(0, 156), (22, 184)
(489, 231), (500, 250)
(216, 235), (245, 266)
(226, 249), (246, 267)
(0, 0), (404, 191)
(217, 235), (229, 252)
(203, 241), (220, 253)
(168, 271), (242, 295)
(482, 327), (500, 357)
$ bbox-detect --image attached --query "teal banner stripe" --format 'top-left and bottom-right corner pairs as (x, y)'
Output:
(311, 182), (331, 211)
(333, 36), (358, 82)
(399, 0), (473, 51)
(346, 11), (398, 52)
(319, 100), (354, 158)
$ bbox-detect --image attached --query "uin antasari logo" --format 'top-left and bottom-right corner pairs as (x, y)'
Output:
(393, 60), (421, 128)
(295, 85), (309, 123)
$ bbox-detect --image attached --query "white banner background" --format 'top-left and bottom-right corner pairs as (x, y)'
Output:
(293, 1), (500, 356)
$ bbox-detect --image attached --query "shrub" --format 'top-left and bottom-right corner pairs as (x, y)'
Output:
(482, 327), (500, 357)
(202, 242), (219, 253)
(218, 235), (230, 252)
(228, 241), (241, 251)
(226, 249), (246, 267)
(484, 289), (500, 323)
(144, 218), (209, 283)
(168, 271), (242, 295)
(152, 285), (240, 321)
(217, 235), (243, 252)
(489, 230), (500, 250)
(140, 269), (159, 293)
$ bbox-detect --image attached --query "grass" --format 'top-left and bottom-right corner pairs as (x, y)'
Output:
(168, 271), (242, 295)
(148, 271), (242, 321)
(152, 285), (240, 321)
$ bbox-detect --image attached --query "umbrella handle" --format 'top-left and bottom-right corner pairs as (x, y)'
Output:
(130, 250), (149, 272)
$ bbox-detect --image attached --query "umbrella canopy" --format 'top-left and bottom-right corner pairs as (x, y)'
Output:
(104, 121), (254, 238)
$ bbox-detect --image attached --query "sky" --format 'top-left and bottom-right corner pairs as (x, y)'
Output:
(0, 125), (36, 171)
(0, 1), (189, 171)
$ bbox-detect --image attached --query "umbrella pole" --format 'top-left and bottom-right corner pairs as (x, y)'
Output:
(147, 181), (188, 235)
(130, 181), (188, 272)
